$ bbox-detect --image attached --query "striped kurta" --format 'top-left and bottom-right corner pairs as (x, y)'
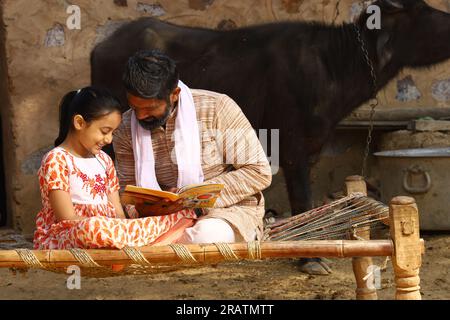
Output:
(113, 89), (272, 241)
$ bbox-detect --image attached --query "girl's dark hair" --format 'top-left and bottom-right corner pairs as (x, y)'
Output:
(54, 86), (122, 147)
(122, 49), (179, 100)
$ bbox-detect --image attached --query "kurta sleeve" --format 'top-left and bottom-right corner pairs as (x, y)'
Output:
(113, 111), (137, 192)
(41, 150), (70, 194)
(204, 94), (272, 207)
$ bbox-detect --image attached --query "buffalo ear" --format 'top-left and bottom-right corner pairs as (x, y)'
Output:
(380, 0), (405, 12)
(376, 31), (393, 70)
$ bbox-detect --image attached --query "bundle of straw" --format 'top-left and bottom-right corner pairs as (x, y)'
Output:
(264, 194), (388, 241)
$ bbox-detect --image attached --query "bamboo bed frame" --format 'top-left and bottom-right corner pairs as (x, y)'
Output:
(0, 175), (424, 300)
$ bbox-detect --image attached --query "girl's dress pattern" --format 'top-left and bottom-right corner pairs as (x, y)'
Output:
(33, 147), (196, 250)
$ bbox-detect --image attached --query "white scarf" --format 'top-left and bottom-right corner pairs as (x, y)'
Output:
(131, 80), (204, 190)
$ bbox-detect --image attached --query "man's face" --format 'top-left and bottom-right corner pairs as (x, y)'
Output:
(127, 88), (180, 131)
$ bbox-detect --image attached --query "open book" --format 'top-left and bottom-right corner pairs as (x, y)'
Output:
(120, 183), (224, 217)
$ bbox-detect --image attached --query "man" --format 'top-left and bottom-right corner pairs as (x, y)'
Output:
(113, 50), (272, 243)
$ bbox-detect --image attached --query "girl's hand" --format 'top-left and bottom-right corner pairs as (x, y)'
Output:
(108, 191), (126, 219)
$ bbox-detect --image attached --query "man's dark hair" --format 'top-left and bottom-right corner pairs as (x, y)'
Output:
(122, 50), (179, 99)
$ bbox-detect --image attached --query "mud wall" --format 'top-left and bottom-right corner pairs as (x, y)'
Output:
(1, 0), (449, 236)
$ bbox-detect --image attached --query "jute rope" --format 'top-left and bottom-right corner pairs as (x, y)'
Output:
(247, 241), (262, 260)
(122, 246), (151, 266)
(69, 248), (101, 268)
(214, 243), (239, 261)
(15, 249), (45, 269)
(168, 244), (198, 263)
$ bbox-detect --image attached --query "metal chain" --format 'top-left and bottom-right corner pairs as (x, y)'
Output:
(354, 23), (379, 178)
(361, 100), (378, 177)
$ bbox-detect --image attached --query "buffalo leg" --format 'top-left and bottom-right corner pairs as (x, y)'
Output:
(283, 154), (332, 275)
(282, 156), (312, 215)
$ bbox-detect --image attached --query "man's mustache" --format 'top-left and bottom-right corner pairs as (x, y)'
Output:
(137, 105), (171, 130)
(138, 117), (163, 130)
(141, 116), (156, 122)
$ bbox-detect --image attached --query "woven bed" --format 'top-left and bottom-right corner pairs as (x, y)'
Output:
(0, 175), (425, 300)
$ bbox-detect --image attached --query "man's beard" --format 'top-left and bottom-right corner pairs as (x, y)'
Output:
(138, 102), (172, 131)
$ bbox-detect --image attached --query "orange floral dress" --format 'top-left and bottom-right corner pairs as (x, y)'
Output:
(33, 147), (196, 250)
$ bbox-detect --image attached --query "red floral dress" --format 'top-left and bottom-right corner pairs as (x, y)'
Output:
(33, 147), (196, 250)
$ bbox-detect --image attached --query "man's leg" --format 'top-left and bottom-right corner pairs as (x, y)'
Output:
(176, 218), (238, 244)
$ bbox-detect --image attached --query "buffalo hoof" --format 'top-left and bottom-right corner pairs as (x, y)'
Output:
(298, 258), (332, 275)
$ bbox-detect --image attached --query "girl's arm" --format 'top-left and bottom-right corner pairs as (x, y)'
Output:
(108, 190), (126, 219)
(49, 190), (84, 222)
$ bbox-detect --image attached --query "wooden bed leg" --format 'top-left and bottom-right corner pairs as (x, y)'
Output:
(389, 196), (422, 300)
(345, 175), (378, 300)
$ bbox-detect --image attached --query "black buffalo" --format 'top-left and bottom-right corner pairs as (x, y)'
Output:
(91, 0), (450, 214)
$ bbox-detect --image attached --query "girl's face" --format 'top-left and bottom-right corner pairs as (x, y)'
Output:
(74, 111), (122, 156)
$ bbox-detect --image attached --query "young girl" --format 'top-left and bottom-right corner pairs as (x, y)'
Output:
(33, 86), (196, 250)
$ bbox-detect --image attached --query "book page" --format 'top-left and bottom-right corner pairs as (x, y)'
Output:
(178, 183), (224, 208)
(120, 183), (224, 216)
(121, 193), (182, 216)
(124, 185), (180, 201)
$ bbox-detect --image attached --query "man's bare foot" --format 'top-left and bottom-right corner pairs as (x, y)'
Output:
(298, 258), (332, 275)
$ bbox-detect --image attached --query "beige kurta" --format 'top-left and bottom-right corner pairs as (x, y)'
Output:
(113, 89), (272, 241)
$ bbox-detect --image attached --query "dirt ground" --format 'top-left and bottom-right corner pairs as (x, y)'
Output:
(0, 228), (448, 300)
